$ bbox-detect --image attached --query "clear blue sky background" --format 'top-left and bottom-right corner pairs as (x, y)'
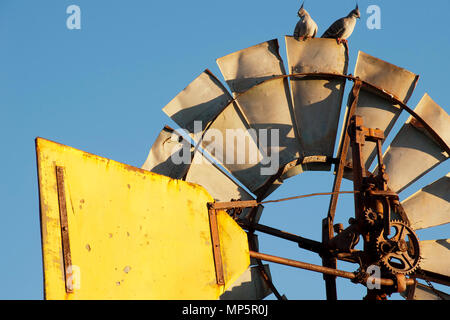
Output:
(1, 0), (448, 300)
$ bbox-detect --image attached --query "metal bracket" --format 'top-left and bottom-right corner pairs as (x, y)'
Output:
(55, 166), (73, 293)
(207, 205), (225, 286)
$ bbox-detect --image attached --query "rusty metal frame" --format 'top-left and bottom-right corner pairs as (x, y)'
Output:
(210, 197), (417, 290)
(248, 251), (415, 288)
(239, 221), (324, 254)
(55, 166), (73, 293)
(189, 70), (449, 300)
(321, 80), (363, 300)
(207, 205), (225, 285)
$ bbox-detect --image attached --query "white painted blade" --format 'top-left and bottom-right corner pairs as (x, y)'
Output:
(217, 39), (301, 178)
(380, 94), (449, 193)
(342, 51), (419, 175)
(142, 126), (192, 179)
(402, 282), (449, 300)
(286, 37), (348, 171)
(420, 239), (450, 279)
(402, 173), (450, 230)
(162, 70), (232, 134)
(220, 265), (272, 300)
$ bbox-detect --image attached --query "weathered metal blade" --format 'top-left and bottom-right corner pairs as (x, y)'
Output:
(402, 173), (450, 230)
(216, 39), (286, 95)
(379, 94), (449, 193)
(420, 239), (450, 279)
(142, 126), (264, 221)
(200, 101), (271, 194)
(162, 69), (233, 134)
(142, 126), (192, 179)
(342, 51), (419, 176)
(187, 150), (254, 202)
(285, 37), (348, 171)
(186, 150), (264, 222)
(402, 282), (449, 300)
(220, 265), (272, 300)
(160, 67), (273, 194)
(143, 126), (265, 220)
(216, 39), (301, 179)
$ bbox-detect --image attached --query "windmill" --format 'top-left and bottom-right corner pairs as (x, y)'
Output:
(36, 36), (449, 300)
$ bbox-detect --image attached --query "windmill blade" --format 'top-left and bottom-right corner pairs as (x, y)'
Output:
(142, 125), (192, 179)
(402, 282), (449, 300)
(342, 51), (419, 176)
(285, 37), (348, 171)
(401, 173), (450, 230)
(162, 70), (232, 134)
(220, 265), (272, 300)
(217, 39), (301, 186)
(420, 239), (450, 280)
(200, 101), (270, 194)
(143, 126), (263, 221)
(160, 68), (271, 193)
(187, 150), (264, 222)
(379, 94), (449, 193)
(216, 39), (287, 95)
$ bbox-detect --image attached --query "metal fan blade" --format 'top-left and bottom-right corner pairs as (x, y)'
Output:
(342, 51), (419, 177)
(201, 101), (270, 194)
(187, 150), (264, 221)
(402, 282), (449, 300)
(162, 69), (232, 134)
(401, 173), (450, 230)
(142, 126), (263, 221)
(142, 125), (192, 179)
(216, 39), (286, 95)
(217, 39), (301, 179)
(285, 37), (348, 171)
(420, 239), (450, 279)
(380, 94), (449, 193)
(161, 68), (271, 193)
(220, 265), (272, 300)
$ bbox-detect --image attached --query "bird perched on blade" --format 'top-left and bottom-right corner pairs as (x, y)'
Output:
(322, 4), (360, 44)
(293, 2), (318, 40)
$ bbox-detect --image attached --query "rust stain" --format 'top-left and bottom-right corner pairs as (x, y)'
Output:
(123, 266), (131, 274)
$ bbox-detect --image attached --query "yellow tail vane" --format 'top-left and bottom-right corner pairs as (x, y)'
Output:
(36, 137), (249, 300)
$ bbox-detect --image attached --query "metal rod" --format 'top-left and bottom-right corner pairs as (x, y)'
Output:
(247, 233), (285, 300)
(260, 191), (357, 205)
(249, 251), (415, 287)
(323, 80), (363, 300)
(239, 222), (324, 254)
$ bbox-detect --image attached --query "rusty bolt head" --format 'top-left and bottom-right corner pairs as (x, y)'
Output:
(333, 223), (344, 234)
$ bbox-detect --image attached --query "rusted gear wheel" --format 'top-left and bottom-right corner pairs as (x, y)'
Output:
(364, 208), (380, 227)
(376, 220), (421, 275)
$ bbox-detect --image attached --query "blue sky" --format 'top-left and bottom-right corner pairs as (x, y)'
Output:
(0, 0), (448, 300)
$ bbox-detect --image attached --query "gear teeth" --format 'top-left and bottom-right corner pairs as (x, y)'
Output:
(376, 220), (421, 275)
